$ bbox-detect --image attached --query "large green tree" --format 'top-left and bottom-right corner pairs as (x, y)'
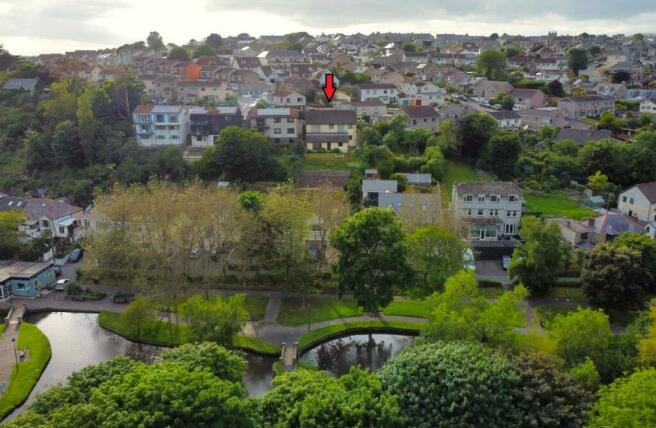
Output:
(406, 226), (464, 292)
(179, 294), (247, 346)
(260, 367), (401, 427)
(588, 369), (656, 428)
(581, 243), (648, 310)
(480, 132), (520, 179)
(459, 112), (498, 159)
(476, 49), (506, 79)
(162, 342), (246, 383)
(331, 208), (413, 312)
(509, 216), (564, 296)
(146, 31), (165, 50)
(613, 233), (656, 293)
(424, 270), (527, 350)
(380, 342), (523, 427)
(566, 48), (589, 76)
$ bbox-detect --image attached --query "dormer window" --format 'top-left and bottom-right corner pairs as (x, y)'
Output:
(509, 195), (518, 202)
(478, 195), (485, 202)
(490, 195), (499, 203)
(464, 194), (473, 202)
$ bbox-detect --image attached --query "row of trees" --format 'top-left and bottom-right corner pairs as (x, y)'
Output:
(16, 337), (656, 427)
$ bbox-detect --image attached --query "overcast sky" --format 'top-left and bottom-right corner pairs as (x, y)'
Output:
(1, 0), (655, 55)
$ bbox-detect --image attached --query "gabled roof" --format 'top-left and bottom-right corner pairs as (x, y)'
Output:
(632, 182), (656, 203)
(401, 105), (438, 119)
(305, 109), (357, 125)
(2, 78), (38, 91)
(0, 196), (82, 221)
(455, 182), (522, 198)
(489, 110), (521, 120)
(362, 180), (398, 194)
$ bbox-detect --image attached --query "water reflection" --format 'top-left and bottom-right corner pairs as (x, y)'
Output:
(298, 334), (413, 376)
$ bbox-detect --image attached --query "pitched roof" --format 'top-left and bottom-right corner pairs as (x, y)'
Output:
(0, 196), (82, 220)
(401, 105), (438, 119)
(358, 83), (397, 90)
(305, 109), (357, 124)
(454, 182), (522, 198)
(555, 128), (614, 146)
(489, 110), (521, 120)
(634, 182), (656, 203)
(2, 78), (38, 91)
(362, 180), (398, 194)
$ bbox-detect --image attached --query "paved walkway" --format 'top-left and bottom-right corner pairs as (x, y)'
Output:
(0, 305), (26, 391)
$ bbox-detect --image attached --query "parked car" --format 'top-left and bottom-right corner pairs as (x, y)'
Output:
(68, 248), (83, 263)
(54, 279), (70, 291)
(502, 256), (512, 271)
(112, 292), (135, 304)
(462, 249), (476, 271)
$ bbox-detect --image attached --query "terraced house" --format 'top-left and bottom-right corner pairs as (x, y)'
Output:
(305, 109), (357, 153)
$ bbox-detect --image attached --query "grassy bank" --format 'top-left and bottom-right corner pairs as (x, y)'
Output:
(0, 323), (52, 419)
(278, 297), (364, 326)
(524, 192), (593, 220)
(98, 311), (279, 356)
(302, 153), (355, 171)
(245, 295), (268, 321)
(298, 320), (426, 352)
(382, 299), (432, 318)
(442, 160), (483, 201)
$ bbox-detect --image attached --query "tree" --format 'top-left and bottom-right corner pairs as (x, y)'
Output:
(260, 185), (313, 289)
(612, 69), (631, 84)
(308, 183), (348, 264)
(633, 33), (645, 41)
(490, 92), (515, 110)
(547, 79), (565, 97)
(192, 44), (215, 58)
(637, 300), (656, 367)
(167, 46), (190, 61)
(551, 308), (612, 368)
(567, 48), (589, 76)
(405, 226), (464, 292)
(587, 170), (609, 193)
(419, 146), (445, 182)
(0, 45), (18, 70)
(424, 270), (527, 349)
(476, 49), (506, 79)
(0, 211), (26, 259)
(331, 208), (413, 313)
(613, 233), (656, 293)
(581, 243), (648, 310)
(206, 33), (223, 49)
(512, 354), (594, 427)
(76, 88), (96, 164)
(200, 126), (280, 182)
(146, 31), (165, 50)
(459, 112), (498, 158)
(436, 119), (459, 157)
(589, 45), (602, 56)
(120, 295), (156, 338)
(179, 294), (247, 346)
(379, 342), (524, 427)
(480, 132), (520, 179)
(570, 357), (601, 392)
(588, 369), (656, 428)
(509, 216), (564, 296)
(598, 111), (624, 132)
(162, 342), (246, 383)
(260, 367), (401, 427)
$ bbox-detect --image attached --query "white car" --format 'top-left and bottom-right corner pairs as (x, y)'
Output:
(54, 279), (70, 291)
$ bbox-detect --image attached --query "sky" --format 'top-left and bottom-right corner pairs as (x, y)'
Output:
(0, 0), (655, 55)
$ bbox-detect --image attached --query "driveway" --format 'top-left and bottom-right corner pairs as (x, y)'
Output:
(476, 259), (510, 284)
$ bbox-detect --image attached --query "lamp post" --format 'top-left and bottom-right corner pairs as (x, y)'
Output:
(11, 337), (18, 371)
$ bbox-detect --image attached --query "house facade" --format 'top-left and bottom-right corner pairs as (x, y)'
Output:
(357, 83), (398, 104)
(640, 97), (656, 115)
(518, 107), (566, 130)
(558, 96), (615, 119)
(488, 110), (522, 130)
(305, 109), (357, 153)
(617, 182), (656, 222)
(189, 106), (242, 147)
(176, 80), (227, 104)
(397, 105), (440, 131)
(268, 90), (306, 108)
(0, 195), (85, 244)
(247, 107), (301, 144)
(133, 105), (190, 147)
(453, 182), (523, 240)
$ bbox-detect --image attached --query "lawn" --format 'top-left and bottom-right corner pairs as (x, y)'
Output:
(382, 299), (432, 318)
(0, 323), (52, 419)
(98, 311), (280, 356)
(524, 192), (594, 220)
(277, 296), (364, 326)
(302, 153), (357, 171)
(545, 287), (588, 304)
(298, 320), (426, 351)
(245, 295), (268, 321)
(442, 160), (483, 201)
(534, 306), (577, 328)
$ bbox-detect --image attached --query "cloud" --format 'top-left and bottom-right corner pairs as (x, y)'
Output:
(204, 0), (656, 28)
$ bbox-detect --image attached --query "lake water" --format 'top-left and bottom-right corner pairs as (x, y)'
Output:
(5, 313), (413, 421)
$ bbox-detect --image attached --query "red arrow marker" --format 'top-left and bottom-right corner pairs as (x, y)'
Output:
(322, 73), (336, 102)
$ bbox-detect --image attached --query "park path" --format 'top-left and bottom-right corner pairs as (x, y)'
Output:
(0, 305), (26, 392)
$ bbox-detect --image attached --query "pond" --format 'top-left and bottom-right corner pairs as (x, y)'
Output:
(6, 312), (276, 421)
(5, 313), (414, 421)
(298, 333), (414, 376)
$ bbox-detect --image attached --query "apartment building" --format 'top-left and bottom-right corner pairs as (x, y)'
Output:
(452, 182), (523, 240)
(133, 104), (190, 147)
(246, 108), (301, 144)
